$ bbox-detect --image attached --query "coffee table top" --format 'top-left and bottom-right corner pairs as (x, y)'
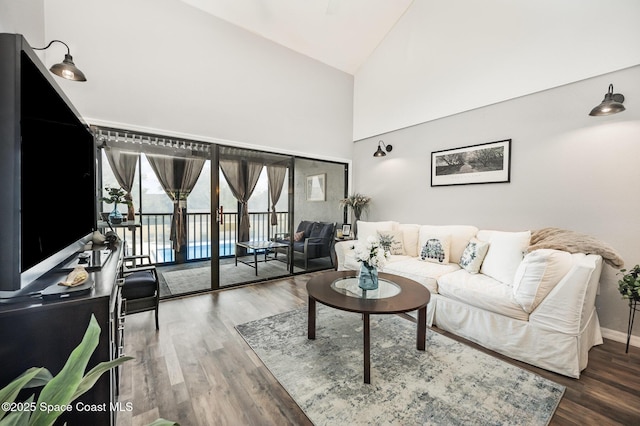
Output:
(331, 277), (401, 299)
(307, 271), (430, 315)
(237, 240), (288, 250)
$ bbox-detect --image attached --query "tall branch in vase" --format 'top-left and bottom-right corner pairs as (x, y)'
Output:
(339, 193), (371, 237)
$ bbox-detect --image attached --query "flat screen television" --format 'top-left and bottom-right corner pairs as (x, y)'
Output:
(18, 49), (96, 288)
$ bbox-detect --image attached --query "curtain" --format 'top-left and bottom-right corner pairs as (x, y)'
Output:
(104, 147), (139, 220)
(219, 159), (263, 244)
(146, 154), (206, 252)
(267, 165), (287, 226)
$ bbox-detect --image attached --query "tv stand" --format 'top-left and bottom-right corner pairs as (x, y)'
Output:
(0, 242), (125, 426)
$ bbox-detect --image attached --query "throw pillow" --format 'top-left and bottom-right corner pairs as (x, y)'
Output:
(459, 238), (490, 273)
(478, 230), (531, 285)
(356, 221), (397, 241)
(293, 231), (305, 242)
(512, 249), (572, 313)
(419, 235), (451, 264)
(377, 230), (406, 255)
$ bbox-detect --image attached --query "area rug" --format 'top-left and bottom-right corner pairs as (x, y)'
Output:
(162, 261), (301, 294)
(236, 307), (565, 425)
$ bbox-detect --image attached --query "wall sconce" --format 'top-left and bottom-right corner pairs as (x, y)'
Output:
(373, 140), (392, 157)
(33, 40), (87, 81)
(589, 84), (625, 116)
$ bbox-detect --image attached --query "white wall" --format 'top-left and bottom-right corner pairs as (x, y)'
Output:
(4, 0), (354, 162)
(352, 65), (640, 339)
(354, 0), (640, 141)
(0, 0), (44, 45)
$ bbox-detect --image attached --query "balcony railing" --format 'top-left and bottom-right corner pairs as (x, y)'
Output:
(112, 211), (289, 264)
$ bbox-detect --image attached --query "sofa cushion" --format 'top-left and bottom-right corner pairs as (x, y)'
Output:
(437, 269), (529, 321)
(478, 230), (531, 285)
(378, 230), (405, 255)
(419, 234), (451, 264)
(512, 249), (573, 313)
(419, 225), (478, 264)
(398, 224), (420, 257)
(296, 221), (315, 238)
(382, 258), (459, 294)
(357, 221), (398, 241)
(343, 250), (410, 271)
(459, 238), (490, 273)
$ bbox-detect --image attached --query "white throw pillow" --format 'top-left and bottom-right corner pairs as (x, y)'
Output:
(377, 230), (405, 255)
(459, 238), (490, 274)
(357, 221), (397, 242)
(419, 225), (478, 263)
(419, 234), (451, 264)
(478, 230), (531, 285)
(399, 224), (420, 257)
(512, 249), (572, 313)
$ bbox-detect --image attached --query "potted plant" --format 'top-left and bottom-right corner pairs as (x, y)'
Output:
(101, 186), (131, 224)
(617, 265), (640, 353)
(353, 236), (389, 291)
(618, 265), (640, 301)
(339, 193), (371, 237)
(0, 315), (176, 426)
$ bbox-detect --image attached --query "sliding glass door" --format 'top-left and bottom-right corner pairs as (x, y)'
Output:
(215, 146), (292, 288)
(97, 126), (349, 296)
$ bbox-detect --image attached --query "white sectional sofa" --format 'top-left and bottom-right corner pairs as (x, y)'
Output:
(334, 221), (605, 378)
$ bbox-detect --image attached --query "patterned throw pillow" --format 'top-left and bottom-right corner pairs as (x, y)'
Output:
(293, 231), (305, 242)
(459, 238), (490, 273)
(419, 235), (451, 264)
(377, 230), (405, 255)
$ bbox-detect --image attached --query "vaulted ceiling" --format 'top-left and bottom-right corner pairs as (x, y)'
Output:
(179, 0), (414, 74)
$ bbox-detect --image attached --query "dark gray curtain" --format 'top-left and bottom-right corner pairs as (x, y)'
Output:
(267, 165), (287, 226)
(219, 159), (263, 244)
(146, 154), (206, 251)
(104, 147), (139, 220)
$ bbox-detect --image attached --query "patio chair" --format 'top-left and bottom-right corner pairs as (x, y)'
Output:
(120, 254), (159, 330)
(274, 221), (336, 269)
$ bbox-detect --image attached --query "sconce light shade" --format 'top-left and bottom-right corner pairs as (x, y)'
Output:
(589, 84), (624, 116)
(33, 40), (87, 82)
(373, 140), (393, 157)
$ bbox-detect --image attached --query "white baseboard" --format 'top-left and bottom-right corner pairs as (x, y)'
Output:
(600, 327), (640, 348)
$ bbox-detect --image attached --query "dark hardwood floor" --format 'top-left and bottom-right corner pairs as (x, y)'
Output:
(116, 272), (640, 425)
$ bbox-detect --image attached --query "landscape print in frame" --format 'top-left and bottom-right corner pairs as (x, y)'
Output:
(431, 139), (511, 187)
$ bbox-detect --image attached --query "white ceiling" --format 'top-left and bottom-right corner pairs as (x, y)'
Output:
(179, 0), (414, 74)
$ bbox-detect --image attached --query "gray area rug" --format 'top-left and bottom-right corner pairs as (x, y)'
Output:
(236, 307), (565, 425)
(162, 261), (300, 294)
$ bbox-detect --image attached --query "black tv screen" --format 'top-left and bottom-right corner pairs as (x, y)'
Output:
(19, 51), (96, 279)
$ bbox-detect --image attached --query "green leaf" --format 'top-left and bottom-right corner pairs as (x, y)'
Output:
(146, 419), (180, 426)
(0, 395), (35, 426)
(0, 368), (51, 421)
(70, 356), (134, 401)
(30, 315), (101, 426)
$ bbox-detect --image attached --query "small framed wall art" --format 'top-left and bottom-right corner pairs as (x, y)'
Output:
(306, 173), (326, 201)
(431, 139), (511, 187)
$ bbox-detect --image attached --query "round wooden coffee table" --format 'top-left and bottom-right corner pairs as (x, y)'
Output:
(306, 270), (431, 383)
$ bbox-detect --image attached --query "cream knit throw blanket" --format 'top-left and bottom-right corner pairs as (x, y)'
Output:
(528, 227), (624, 268)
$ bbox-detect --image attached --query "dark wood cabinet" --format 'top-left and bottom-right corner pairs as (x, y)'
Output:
(0, 245), (124, 426)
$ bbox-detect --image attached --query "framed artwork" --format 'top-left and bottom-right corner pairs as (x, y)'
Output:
(431, 139), (511, 187)
(306, 173), (326, 201)
(341, 224), (351, 236)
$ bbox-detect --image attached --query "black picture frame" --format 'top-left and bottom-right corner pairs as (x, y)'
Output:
(431, 139), (511, 187)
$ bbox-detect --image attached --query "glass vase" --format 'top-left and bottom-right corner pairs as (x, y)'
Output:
(108, 203), (123, 224)
(358, 262), (379, 291)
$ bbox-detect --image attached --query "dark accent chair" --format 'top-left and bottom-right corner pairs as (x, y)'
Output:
(275, 221), (336, 269)
(120, 255), (159, 330)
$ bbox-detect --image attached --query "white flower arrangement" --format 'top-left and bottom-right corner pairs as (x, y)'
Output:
(353, 236), (389, 269)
